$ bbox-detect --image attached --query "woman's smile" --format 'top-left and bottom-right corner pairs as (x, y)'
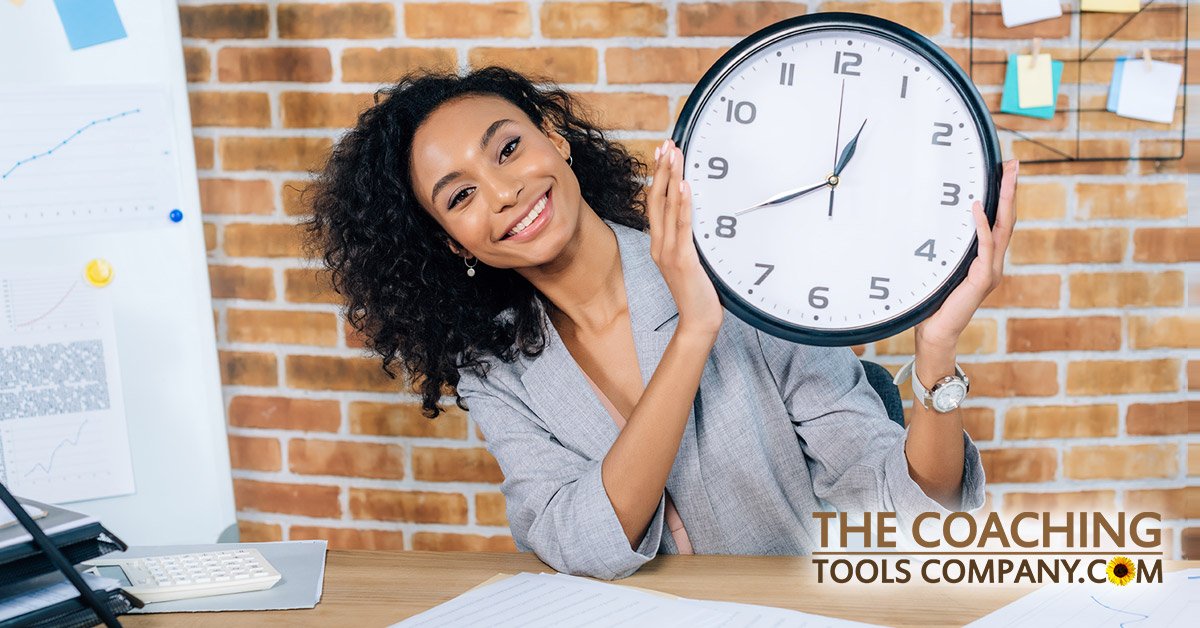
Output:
(502, 189), (553, 242)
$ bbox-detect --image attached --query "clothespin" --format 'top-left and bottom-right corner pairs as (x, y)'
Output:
(1028, 38), (1042, 70)
(1142, 47), (1152, 71)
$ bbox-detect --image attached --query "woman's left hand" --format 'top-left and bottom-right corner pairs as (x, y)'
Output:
(914, 159), (1019, 353)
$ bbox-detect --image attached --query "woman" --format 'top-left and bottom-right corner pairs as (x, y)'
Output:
(306, 66), (1018, 580)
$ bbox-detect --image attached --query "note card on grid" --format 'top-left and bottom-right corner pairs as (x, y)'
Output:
(1081, 0), (1140, 12)
(1001, 0), (1063, 28)
(1000, 54), (1063, 120)
(1016, 54), (1054, 108)
(1115, 59), (1183, 123)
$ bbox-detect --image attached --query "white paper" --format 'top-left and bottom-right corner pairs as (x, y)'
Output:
(1115, 59), (1183, 123)
(967, 568), (1200, 627)
(391, 571), (886, 627)
(0, 267), (135, 503)
(0, 503), (46, 529)
(1001, 0), (1063, 28)
(0, 571), (120, 622)
(0, 85), (182, 240)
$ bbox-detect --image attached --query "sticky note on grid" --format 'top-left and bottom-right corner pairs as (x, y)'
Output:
(1081, 0), (1141, 12)
(1016, 54), (1055, 108)
(1001, 0), (1063, 28)
(1115, 59), (1183, 123)
(53, 0), (127, 50)
(1000, 54), (1064, 120)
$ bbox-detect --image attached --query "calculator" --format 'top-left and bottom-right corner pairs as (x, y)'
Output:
(81, 548), (282, 603)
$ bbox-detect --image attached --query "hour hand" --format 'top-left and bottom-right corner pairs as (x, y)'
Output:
(733, 179), (830, 216)
(833, 118), (867, 177)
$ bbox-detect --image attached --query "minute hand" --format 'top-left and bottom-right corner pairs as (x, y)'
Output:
(833, 118), (867, 177)
(733, 179), (831, 217)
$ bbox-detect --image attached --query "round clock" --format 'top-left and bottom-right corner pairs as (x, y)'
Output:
(672, 12), (1002, 347)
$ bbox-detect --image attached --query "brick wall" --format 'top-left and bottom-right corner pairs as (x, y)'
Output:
(182, 1), (1198, 558)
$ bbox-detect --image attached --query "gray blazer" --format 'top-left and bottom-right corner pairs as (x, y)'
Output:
(455, 220), (986, 580)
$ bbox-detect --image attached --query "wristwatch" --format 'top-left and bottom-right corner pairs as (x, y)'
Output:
(892, 356), (970, 413)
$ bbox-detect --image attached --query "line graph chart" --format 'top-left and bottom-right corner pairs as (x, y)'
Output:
(0, 85), (180, 239)
(0, 268), (135, 503)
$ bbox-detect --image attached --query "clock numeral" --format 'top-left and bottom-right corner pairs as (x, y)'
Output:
(753, 263), (774, 286)
(779, 62), (796, 86)
(707, 156), (729, 179)
(869, 276), (890, 300)
(833, 51), (862, 76)
(715, 215), (737, 238)
(915, 239), (937, 261)
(900, 75), (909, 99)
(808, 286), (830, 309)
(941, 182), (961, 206)
(725, 100), (757, 124)
(931, 122), (953, 146)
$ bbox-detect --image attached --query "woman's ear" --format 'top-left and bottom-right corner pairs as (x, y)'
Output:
(544, 125), (571, 161)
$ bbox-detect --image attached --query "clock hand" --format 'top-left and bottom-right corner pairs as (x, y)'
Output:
(832, 79), (845, 171)
(833, 118), (867, 177)
(733, 179), (831, 217)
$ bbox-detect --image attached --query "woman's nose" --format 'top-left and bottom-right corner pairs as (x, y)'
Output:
(490, 176), (524, 211)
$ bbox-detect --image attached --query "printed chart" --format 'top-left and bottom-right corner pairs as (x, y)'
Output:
(0, 269), (135, 503)
(0, 85), (181, 239)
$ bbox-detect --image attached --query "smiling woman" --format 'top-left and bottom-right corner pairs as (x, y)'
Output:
(303, 65), (1009, 581)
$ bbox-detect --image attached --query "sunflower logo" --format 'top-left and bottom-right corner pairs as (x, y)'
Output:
(1106, 556), (1136, 586)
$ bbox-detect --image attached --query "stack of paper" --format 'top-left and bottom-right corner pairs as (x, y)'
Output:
(390, 572), (883, 627)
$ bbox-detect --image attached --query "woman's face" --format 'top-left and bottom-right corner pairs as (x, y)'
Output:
(409, 94), (582, 269)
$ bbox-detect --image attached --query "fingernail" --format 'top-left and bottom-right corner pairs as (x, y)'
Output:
(654, 146), (661, 160)
(669, 149), (676, 166)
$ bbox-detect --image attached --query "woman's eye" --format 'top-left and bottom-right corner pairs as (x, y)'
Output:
(500, 137), (520, 159)
(449, 188), (472, 209)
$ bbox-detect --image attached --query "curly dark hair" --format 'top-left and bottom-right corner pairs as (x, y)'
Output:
(304, 66), (650, 419)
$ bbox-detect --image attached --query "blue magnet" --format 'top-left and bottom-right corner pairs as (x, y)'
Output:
(169, 209), (183, 223)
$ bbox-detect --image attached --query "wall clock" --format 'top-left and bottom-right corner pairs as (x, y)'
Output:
(672, 12), (1002, 347)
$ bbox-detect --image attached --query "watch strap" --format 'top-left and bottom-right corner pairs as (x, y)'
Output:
(892, 356), (969, 409)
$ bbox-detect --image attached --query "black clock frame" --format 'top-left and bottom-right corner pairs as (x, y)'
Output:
(672, 12), (1003, 347)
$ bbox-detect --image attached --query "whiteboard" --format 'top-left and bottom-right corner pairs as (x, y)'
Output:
(0, 0), (235, 543)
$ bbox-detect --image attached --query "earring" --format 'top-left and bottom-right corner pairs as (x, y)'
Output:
(464, 257), (477, 277)
(566, 155), (573, 167)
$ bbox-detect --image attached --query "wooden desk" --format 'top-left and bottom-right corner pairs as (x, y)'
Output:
(122, 552), (1197, 627)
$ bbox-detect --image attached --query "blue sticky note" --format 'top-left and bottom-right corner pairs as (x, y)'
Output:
(1106, 57), (1127, 112)
(999, 54), (1064, 120)
(53, 0), (127, 50)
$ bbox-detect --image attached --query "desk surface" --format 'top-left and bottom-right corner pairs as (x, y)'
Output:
(123, 552), (1197, 627)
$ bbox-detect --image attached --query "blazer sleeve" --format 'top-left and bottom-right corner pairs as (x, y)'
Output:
(754, 329), (986, 529)
(455, 365), (667, 580)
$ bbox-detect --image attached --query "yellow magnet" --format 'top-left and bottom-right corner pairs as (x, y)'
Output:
(85, 259), (114, 287)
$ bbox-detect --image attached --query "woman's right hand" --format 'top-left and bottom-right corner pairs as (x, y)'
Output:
(647, 139), (723, 337)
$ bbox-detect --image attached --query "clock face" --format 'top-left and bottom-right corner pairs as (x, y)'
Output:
(676, 14), (1000, 346)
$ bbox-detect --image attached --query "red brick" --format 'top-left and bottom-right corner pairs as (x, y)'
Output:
(349, 401), (468, 439)
(1009, 228), (1126, 265)
(476, 492), (508, 526)
(237, 520), (282, 542)
(606, 47), (727, 84)
(350, 489), (467, 523)
(1004, 405), (1118, 439)
(1133, 228), (1200, 262)
(1065, 445), (1178, 480)
(227, 435), (281, 471)
(407, 3), (530, 38)
(981, 448), (1057, 483)
(677, 2), (807, 37)
(1076, 183), (1187, 220)
(228, 396), (341, 432)
(218, 137), (332, 172)
(217, 47), (332, 83)
(194, 135), (214, 169)
(283, 268), (341, 304)
(1129, 316), (1199, 350)
(223, 223), (306, 258)
(278, 3), (396, 39)
(412, 532), (517, 552)
(208, 265), (275, 300)
(199, 178), (274, 215)
(413, 447), (504, 483)
(963, 361), (1058, 397)
(1001, 491), (1116, 515)
(285, 354), (400, 393)
(825, 2), (943, 37)
(227, 308), (337, 346)
(1067, 359), (1180, 395)
(203, 222), (217, 251)
(874, 319), (997, 355)
(218, 350), (277, 386)
(1006, 317), (1121, 352)
(574, 92), (670, 131)
(233, 479), (340, 517)
(541, 2), (666, 38)
(952, 3), (1070, 39)
(1126, 401), (1196, 436)
(1069, 272), (1184, 308)
(189, 91), (271, 127)
(289, 526), (405, 550)
(289, 439), (405, 479)
(281, 179), (311, 216)
(1126, 487), (1199, 520)
(184, 47), (211, 82)
(468, 47), (598, 84)
(179, 4), (269, 39)
(980, 274), (1060, 309)
(1012, 140), (1130, 175)
(341, 47), (457, 83)
(281, 92), (373, 128)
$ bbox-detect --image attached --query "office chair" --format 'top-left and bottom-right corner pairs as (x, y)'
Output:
(860, 360), (905, 429)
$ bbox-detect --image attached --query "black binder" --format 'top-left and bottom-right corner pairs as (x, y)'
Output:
(0, 485), (140, 627)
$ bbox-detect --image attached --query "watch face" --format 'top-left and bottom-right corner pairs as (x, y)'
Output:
(675, 14), (1000, 346)
(933, 380), (968, 413)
